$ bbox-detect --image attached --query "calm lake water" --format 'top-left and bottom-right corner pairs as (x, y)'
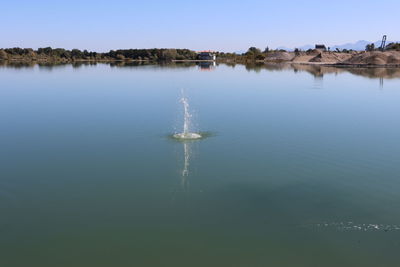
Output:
(1, 62), (400, 267)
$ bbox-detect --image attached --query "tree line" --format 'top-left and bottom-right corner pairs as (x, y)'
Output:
(0, 47), (198, 62)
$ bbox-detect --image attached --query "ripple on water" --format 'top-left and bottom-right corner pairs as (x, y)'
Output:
(305, 221), (400, 232)
(168, 131), (214, 141)
(173, 132), (202, 140)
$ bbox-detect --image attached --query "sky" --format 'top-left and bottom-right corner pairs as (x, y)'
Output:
(1, 0), (399, 52)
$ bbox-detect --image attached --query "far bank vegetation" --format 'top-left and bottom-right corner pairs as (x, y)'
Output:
(0, 47), (198, 63)
(1, 43), (400, 66)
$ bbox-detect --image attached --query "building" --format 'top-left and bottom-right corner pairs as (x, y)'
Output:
(315, 44), (327, 52)
(197, 51), (216, 61)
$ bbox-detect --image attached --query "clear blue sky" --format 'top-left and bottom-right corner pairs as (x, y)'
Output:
(1, 0), (398, 52)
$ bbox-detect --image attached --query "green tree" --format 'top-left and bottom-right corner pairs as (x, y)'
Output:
(116, 54), (125, 60)
(161, 49), (178, 61)
(246, 47), (262, 55)
(38, 47), (53, 55)
(386, 42), (400, 51)
(71, 49), (83, 58)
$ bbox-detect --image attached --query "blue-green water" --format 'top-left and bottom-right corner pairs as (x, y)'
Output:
(1, 63), (400, 266)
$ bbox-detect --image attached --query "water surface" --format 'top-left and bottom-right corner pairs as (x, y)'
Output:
(1, 63), (400, 267)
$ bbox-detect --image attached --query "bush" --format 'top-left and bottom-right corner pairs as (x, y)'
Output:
(386, 43), (400, 51)
(0, 49), (8, 60)
(365, 43), (375, 51)
(116, 54), (125, 60)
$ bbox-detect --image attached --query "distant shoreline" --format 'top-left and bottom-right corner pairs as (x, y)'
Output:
(1, 47), (400, 68)
(2, 58), (400, 68)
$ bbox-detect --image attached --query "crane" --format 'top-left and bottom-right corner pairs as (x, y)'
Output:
(380, 35), (387, 51)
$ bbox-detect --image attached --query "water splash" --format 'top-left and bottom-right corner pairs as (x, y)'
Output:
(173, 91), (202, 140)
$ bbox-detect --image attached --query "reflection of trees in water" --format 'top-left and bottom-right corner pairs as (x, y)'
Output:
(0, 61), (36, 68)
(0, 60), (199, 69)
(0, 61), (95, 69)
(109, 61), (198, 69)
(71, 62), (97, 68)
(245, 63), (265, 73)
(1, 61), (399, 79)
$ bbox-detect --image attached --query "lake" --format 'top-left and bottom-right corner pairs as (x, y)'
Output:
(1, 62), (400, 267)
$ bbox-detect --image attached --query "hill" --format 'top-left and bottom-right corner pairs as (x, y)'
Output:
(265, 50), (400, 66)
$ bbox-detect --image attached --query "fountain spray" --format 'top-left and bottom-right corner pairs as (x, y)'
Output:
(173, 90), (202, 140)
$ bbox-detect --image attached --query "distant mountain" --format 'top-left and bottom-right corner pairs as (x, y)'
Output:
(277, 41), (372, 51)
(331, 40), (374, 51)
(297, 40), (398, 51)
(297, 44), (314, 51)
(234, 50), (246, 55)
(277, 45), (313, 51)
(275, 46), (292, 51)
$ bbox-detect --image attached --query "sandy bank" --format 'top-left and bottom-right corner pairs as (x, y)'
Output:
(265, 50), (400, 66)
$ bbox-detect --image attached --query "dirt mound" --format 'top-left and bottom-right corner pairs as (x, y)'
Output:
(292, 52), (353, 64)
(289, 49), (321, 62)
(263, 51), (400, 65)
(265, 52), (295, 62)
(343, 51), (400, 65)
(309, 52), (351, 63)
(387, 53), (400, 64)
(306, 49), (322, 56)
(292, 53), (315, 63)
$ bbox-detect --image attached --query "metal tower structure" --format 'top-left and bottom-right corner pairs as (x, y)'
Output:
(380, 35), (387, 51)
